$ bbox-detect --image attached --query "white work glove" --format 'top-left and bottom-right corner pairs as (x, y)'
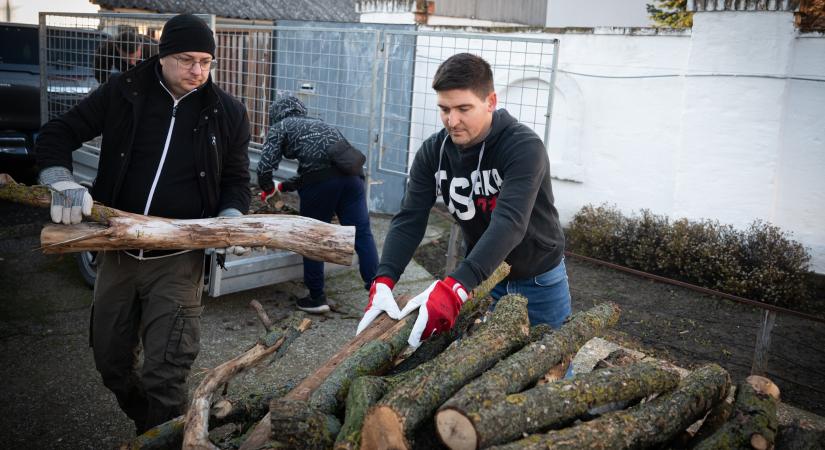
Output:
(356, 277), (403, 335)
(213, 208), (252, 256)
(39, 166), (93, 225)
(399, 277), (469, 348)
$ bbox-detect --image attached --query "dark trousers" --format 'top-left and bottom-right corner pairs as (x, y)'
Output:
(298, 175), (379, 298)
(91, 250), (204, 433)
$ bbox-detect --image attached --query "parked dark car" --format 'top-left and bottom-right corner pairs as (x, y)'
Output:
(0, 23), (40, 183)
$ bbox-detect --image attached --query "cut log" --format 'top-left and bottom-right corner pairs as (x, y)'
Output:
(335, 376), (393, 450)
(238, 263), (510, 450)
(438, 361), (680, 450)
(39, 214), (354, 265)
(182, 318), (311, 450)
(436, 302), (621, 447)
(269, 399), (341, 450)
(335, 322), (550, 450)
(490, 364), (731, 450)
(692, 375), (780, 450)
(360, 293), (531, 450)
(685, 387), (735, 447)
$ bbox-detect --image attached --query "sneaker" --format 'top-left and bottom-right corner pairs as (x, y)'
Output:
(297, 293), (330, 314)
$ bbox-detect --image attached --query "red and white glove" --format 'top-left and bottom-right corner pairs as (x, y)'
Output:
(399, 277), (469, 348)
(260, 182), (286, 203)
(356, 277), (402, 335)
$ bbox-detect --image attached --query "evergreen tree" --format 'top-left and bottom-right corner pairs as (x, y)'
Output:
(647, 0), (693, 28)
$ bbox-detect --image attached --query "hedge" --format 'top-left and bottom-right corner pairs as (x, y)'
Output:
(566, 204), (811, 308)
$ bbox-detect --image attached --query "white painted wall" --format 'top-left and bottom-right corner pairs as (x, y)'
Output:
(410, 13), (825, 273)
(546, 0), (651, 28)
(3, 0), (98, 24)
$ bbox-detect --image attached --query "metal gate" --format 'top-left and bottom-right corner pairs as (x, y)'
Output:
(37, 12), (560, 295)
(376, 30), (560, 178)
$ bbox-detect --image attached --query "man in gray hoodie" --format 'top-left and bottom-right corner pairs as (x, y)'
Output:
(356, 53), (571, 347)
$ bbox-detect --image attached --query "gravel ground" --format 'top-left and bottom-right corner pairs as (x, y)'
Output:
(0, 201), (441, 449)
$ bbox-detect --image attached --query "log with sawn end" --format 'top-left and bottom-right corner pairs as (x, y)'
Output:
(490, 363), (731, 450)
(238, 263), (510, 450)
(360, 293), (531, 450)
(436, 302), (621, 449)
(692, 375), (780, 450)
(437, 361), (681, 450)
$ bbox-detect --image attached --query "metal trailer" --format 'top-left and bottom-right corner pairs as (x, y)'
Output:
(38, 12), (559, 296)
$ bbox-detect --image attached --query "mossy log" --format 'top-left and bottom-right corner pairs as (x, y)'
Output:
(490, 364), (731, 450)
(335, 376), (393, 450)
(238, 265), (510, 450)
(438, 361), (680, 450)
(775, 420), (825, 450)
(692, 375), (780, 450)
(335, 322), (550, 450)
(360, 293), (531, 450)
(268, 399), (341, 450)
(182, 319), (311, 450)
(437, 302), (621, 437)
(388, 263), (507, 376)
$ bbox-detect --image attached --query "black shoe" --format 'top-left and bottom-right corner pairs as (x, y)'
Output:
(297, 293), (330, 313)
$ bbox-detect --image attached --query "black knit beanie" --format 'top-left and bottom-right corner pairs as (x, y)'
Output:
(158, 14), (215, 58)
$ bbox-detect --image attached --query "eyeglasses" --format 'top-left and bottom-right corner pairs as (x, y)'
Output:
(172, 55), (218, 71)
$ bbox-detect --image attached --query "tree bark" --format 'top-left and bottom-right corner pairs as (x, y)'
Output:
(182, 319), (311, 450)
(39, 213), (355, 265)
(437, 361), (680, 450)
(692, 375), (780, 450)
(775, 420), (825, 450)
(360, 293), (531, 450)
(238, 264), (510, 450)
(437, 302), (621, 439)
(0, 176), (122, 223)
(490, 364), (731, 450)
(268, 399), (341, 450)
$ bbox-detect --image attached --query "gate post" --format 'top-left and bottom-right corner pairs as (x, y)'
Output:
(751, 309), (777, 376)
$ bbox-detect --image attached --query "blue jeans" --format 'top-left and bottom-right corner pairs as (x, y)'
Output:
(490, 258), (572, 329)
(298, 175), (379, 299)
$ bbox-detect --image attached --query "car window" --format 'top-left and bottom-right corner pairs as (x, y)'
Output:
(0, 25), (39, 66)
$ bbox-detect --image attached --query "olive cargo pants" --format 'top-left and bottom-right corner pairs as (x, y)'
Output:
(91, 250), (204, 433)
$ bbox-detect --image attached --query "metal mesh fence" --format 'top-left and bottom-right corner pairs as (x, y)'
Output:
(377, 30), (559, 175)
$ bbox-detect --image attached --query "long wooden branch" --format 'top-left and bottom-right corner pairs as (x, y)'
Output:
(1, 176), (356, 265)
(0, 175), (129, 223)
(40, 215), (355, 264)
(182, 318), (311, 450)
(491, 364), (731, 450)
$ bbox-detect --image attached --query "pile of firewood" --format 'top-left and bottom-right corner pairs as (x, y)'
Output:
(125, 262), (803, 450)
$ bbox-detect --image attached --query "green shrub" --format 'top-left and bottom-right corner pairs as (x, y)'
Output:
(566, 204), (811, 307)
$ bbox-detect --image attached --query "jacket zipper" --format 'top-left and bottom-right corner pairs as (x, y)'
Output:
(138, 83), (197, 258)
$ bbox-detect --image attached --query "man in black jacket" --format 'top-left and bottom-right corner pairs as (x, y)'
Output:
(35, 14), (251, 432)
(257, 93), (379, 313)
(356, 53), (571, 348)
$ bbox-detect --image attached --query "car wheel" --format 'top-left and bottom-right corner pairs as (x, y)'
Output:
(75, 251), (98, 288)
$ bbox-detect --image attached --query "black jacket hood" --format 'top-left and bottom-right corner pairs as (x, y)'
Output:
(268, 92), (307, 125)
